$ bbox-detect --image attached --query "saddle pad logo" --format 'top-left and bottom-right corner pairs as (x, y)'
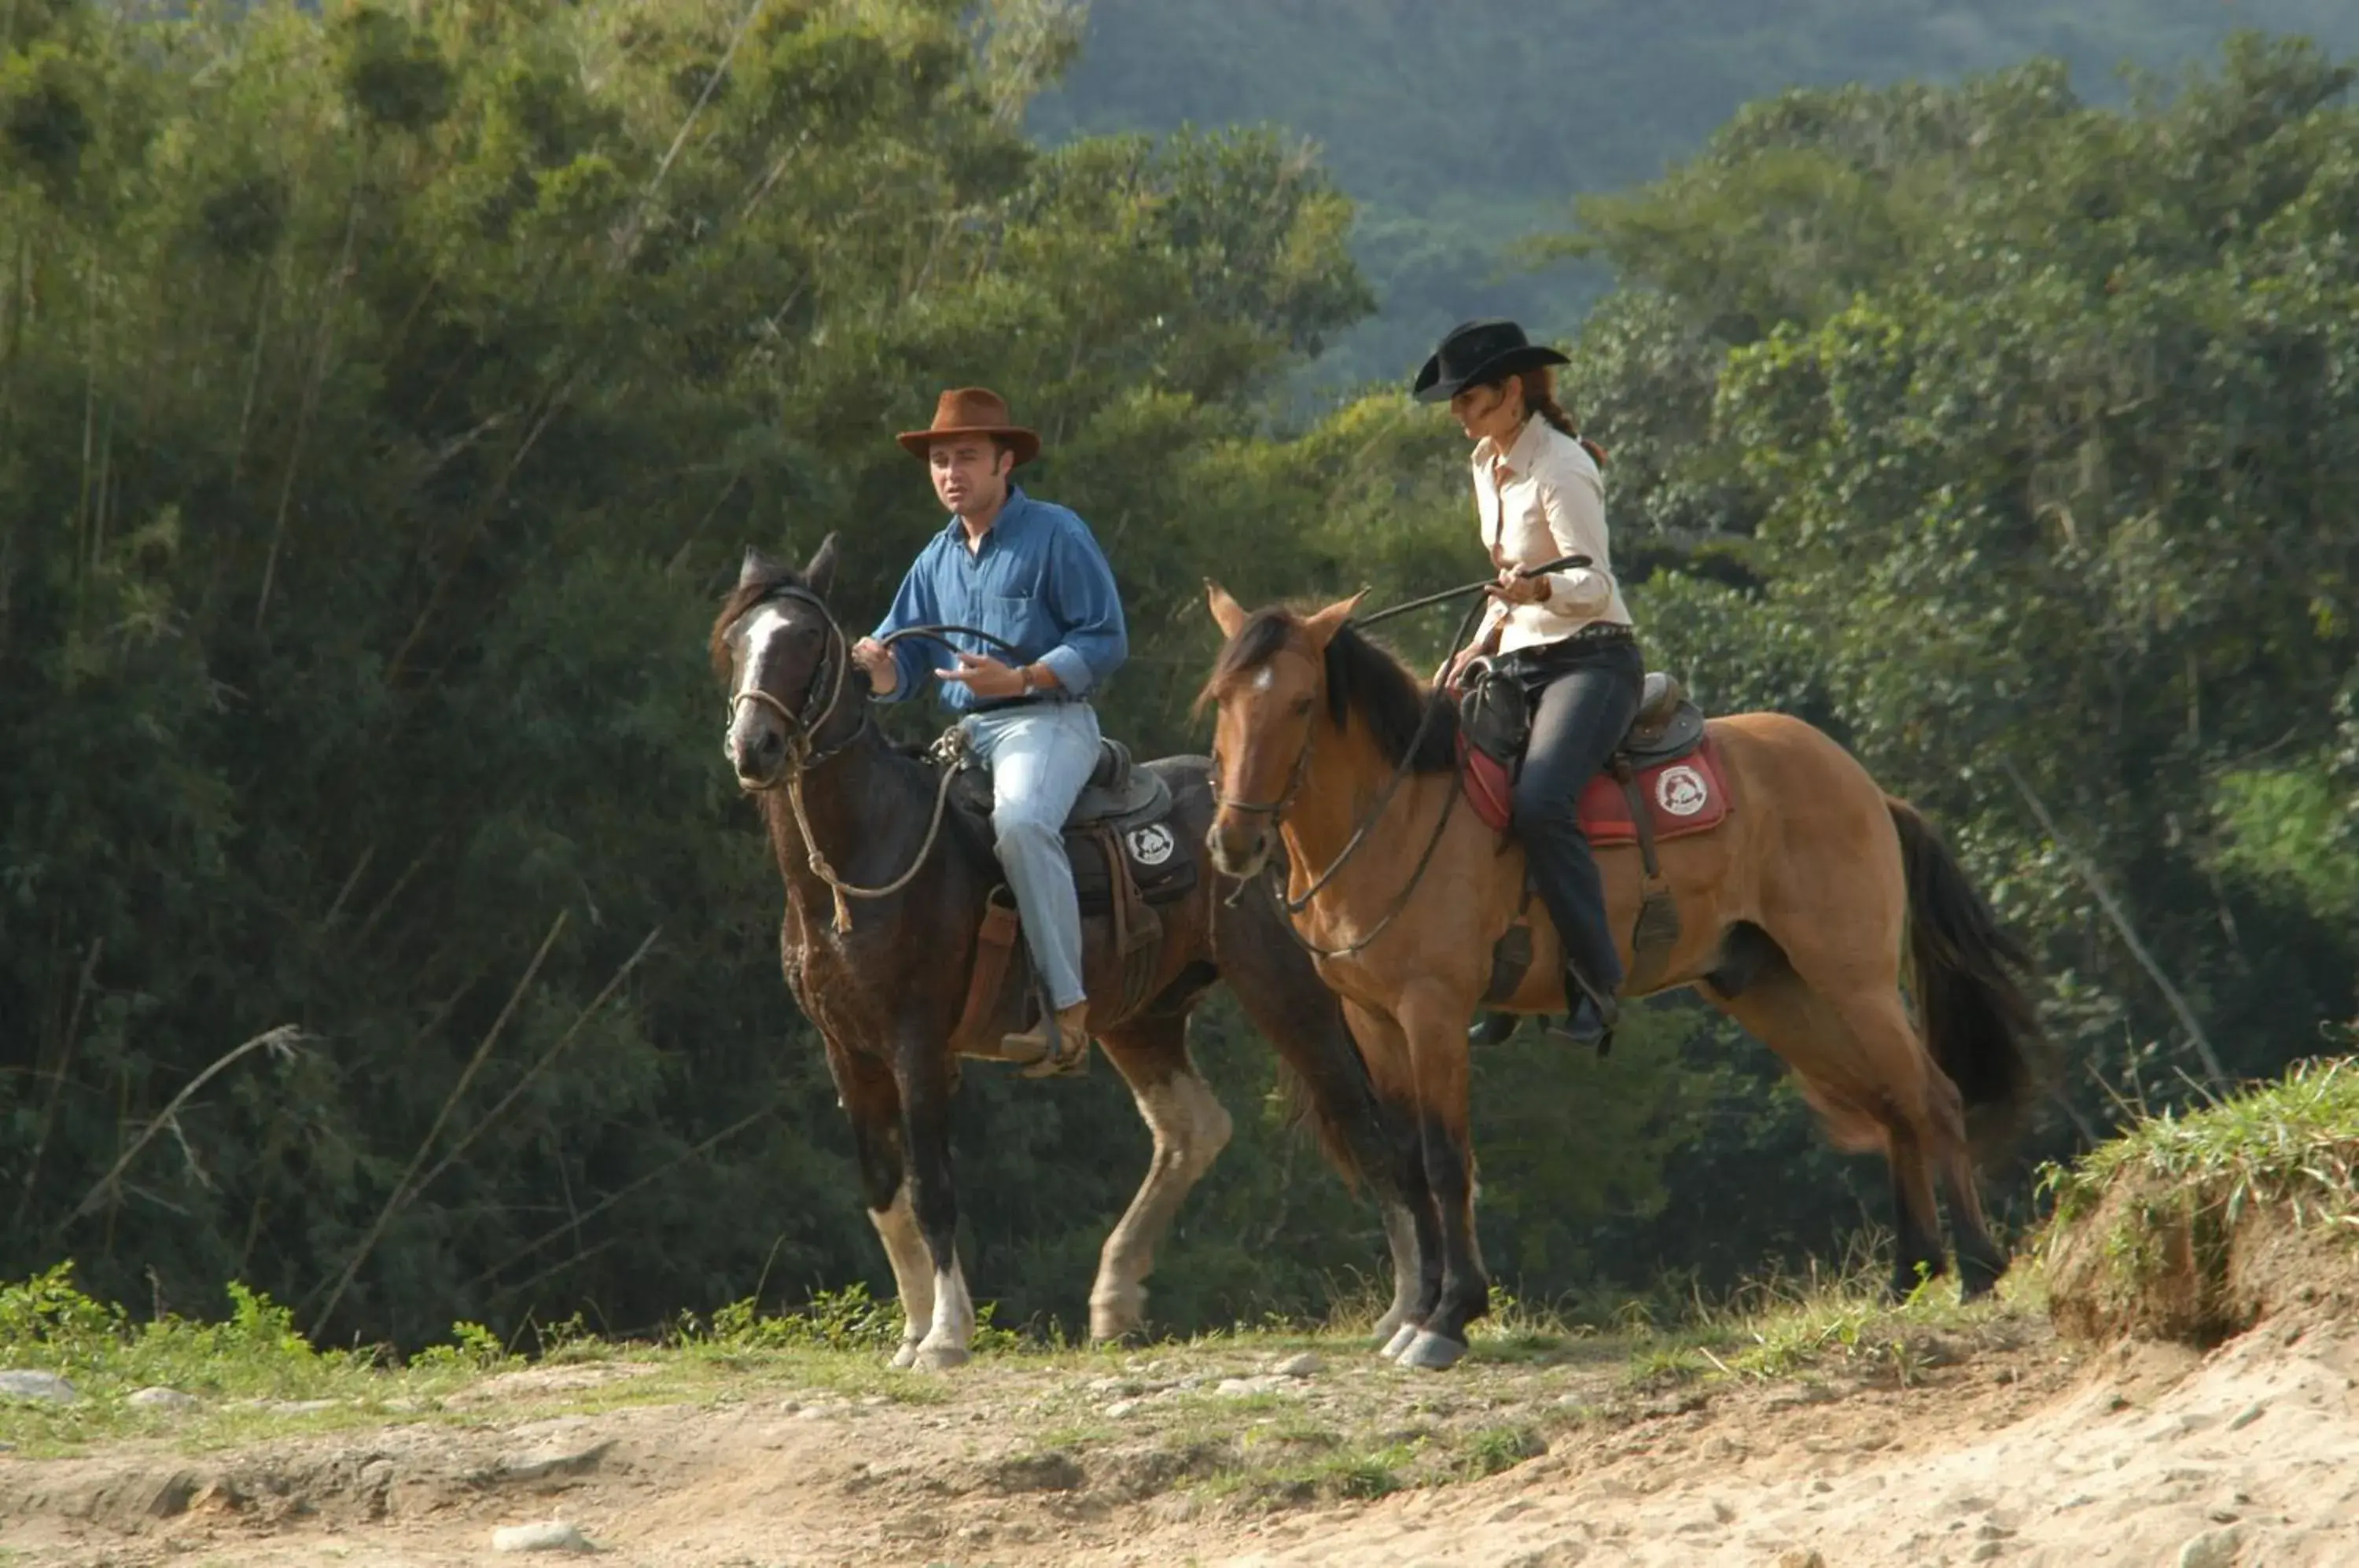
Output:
(1125, 823), (1177, 867)
(1655, 765), (1710, 818)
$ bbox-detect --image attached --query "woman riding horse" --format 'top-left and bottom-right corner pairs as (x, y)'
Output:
(1419, 318), (1639, 1048)
(1195, 324), (2048, 1370)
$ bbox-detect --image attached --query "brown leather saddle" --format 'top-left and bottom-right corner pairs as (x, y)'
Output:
(933, 729), (1199, 1058)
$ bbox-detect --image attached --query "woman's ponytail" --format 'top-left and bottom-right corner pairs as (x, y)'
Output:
(1515, 367), (1606, 466)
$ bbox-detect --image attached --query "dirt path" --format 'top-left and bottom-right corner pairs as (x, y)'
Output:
(4, 1309), (2355, 1568)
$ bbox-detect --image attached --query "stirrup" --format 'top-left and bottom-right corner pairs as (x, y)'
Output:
(1010, 1000), (1091, 1079)
(1545, 970), (1620, 1055)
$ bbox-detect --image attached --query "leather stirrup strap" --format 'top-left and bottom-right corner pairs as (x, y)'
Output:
(1098, 823), (1163, 1024)
(955, 889), (1022, 1053)
(1613, 758), (1665, 885)
(1612, 757), (1684, 996)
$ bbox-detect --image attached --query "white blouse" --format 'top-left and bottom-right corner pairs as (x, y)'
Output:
(1468, 415), (1633, 655)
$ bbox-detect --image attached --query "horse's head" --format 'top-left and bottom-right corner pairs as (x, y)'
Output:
(1196, 583), (1363, 878)
(712, 535), (842, 790)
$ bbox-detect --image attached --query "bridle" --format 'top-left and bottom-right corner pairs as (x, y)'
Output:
(1207, 593), (1490, 961)
(728, 583), (863, 778)
(1210, 709), (1316, 820)
(727, 584), (1026, 933)
(1213, 676), (1463, 961)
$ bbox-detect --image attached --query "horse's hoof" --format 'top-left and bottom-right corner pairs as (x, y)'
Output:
(1378, 1322), (1419, 1360)
(914, 1342), (970, 1372)
(1396, 1330), (1467, 1371)
(1959, 1267), (2005, 1305)
(889, 1338), (922, 1370)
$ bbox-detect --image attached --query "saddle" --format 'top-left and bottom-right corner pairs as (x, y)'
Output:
(1620, 672), (1706, 767)
(1456, 667), (1734, 1008)
(933, 727), (1199, 1061)
(940, 734), (1195, 911)
(1456, 668), (1728, 842)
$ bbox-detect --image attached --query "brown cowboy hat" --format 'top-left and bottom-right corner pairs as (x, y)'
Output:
(896, 387), (1041, 467)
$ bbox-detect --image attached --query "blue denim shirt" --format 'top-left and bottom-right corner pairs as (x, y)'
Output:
(870, 488), (1129, 714)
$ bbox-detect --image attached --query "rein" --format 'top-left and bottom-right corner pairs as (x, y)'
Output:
(731, 590), (984, 933)
(1222, 554), (1588, 960)
(1351, 552), (1591, 631)
(1224, 591), (1488, 960)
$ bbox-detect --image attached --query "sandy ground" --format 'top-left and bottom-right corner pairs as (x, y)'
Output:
(3, 1307), (2355, 1568)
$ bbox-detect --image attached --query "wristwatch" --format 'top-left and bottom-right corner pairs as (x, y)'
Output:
(1018, 664), (1036, 693)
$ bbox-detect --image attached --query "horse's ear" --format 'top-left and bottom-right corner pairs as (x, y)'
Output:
(738, 546), (775, 588)
(1299, 591), (1368, 652)
(804, 532), (839, 598)
(1205, 580), (1249, 639)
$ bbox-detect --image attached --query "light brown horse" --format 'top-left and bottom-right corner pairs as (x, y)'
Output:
(1198, 587), (2048, 1371)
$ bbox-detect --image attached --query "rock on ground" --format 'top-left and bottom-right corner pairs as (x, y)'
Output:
(492, 1519), (594, 1553)
(127, 1387), (199, 1412)
(0, 1371), (77, 1403)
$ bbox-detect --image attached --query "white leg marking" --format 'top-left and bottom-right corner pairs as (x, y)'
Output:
(916, 1258), (976, 1371)
(868, 1185), (933, 1369)
(1091, 1070), (1233, 1345)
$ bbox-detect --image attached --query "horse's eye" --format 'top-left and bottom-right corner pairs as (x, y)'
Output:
(1290, 694), (1315, 716)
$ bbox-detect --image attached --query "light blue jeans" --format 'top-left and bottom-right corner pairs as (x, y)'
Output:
(961, 701), (1102, 1011)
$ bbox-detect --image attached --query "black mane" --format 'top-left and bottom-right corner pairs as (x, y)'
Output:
(1209, 608), (1459, 775)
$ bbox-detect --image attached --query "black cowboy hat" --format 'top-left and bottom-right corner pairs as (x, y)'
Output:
(1411, 318), (1571, 403)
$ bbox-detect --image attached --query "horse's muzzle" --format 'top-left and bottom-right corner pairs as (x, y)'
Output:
(1205, 817), (1269, 882)
(729, 723), (787, 790)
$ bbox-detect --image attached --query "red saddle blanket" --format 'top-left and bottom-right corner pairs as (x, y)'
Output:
(1457, 734), (1734, 844)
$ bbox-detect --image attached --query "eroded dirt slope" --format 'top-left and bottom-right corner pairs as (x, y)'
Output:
(5, 1303), (2357, 1568)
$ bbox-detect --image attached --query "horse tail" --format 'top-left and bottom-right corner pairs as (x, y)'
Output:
(1888, 797), (2052, 1159)
(1271, 1049), (1369, 1194)
(1216, 875), (1417, 1202)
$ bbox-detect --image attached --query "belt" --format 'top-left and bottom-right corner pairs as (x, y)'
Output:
(966, 691), (1084, 716)
(1497, 624), (1641, 685)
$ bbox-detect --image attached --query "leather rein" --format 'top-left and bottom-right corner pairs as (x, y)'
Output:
(728, 587), (1023, 932)
(1216, 555), (1587, 962)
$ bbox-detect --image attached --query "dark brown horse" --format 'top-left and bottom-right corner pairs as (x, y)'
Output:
(1198, 587), (2049, 1370)
(713, 539), (1439, 1367)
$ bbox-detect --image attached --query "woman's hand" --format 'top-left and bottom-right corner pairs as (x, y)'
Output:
(1484, 567), (1553, 607)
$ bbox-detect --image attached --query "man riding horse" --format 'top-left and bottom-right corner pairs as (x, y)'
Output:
(850, 388), (1124, 1077)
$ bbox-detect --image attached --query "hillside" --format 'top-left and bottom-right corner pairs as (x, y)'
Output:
(1035, 0), (2359, 385)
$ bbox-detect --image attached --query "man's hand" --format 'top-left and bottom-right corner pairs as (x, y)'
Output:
(937, 650), (1029, 700)
(851, 636), (898, 697)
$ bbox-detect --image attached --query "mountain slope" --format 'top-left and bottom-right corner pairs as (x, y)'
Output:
(1034, 0), (2359, 385)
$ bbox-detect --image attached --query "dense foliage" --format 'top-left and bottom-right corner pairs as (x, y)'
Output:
(5, 0), (2354, 1352)
(0, 0), (1389, 1349)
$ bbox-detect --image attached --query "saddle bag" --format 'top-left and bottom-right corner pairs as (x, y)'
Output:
(1456, 656), (1531, 770)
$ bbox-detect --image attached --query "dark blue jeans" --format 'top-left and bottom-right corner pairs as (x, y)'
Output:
(1507, 638), (1645, 1002)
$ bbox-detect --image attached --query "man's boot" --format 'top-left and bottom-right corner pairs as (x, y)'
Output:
(1006, 999), (1091, 1078)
